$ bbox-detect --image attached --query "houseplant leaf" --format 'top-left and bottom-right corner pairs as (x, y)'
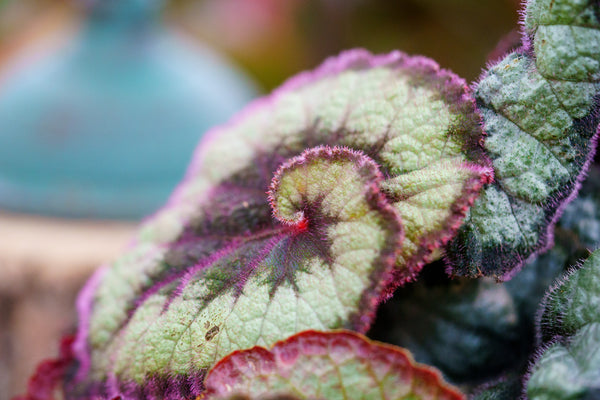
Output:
(470, 376), (523, 400)
(66, 49), (490, 398)
(204, 330), (465, 400)
(446, 0), (600, 279)
(526, 250), (600, 400)
(527, 324), (600, 400)
(503, 229), (576, 321)
(536, 250), (600, 344)
(427, 168), (600, 397)
(369, 226), (575, 386)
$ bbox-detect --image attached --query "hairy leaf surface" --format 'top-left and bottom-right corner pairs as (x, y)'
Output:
(68, 50), (489, 398)
(528, 324), (600, 400)
(527, 250), (600, 399)
(460, 171), (600, 398)
(471, 376), (523, 400)
(370, 224), (575, 386)
(446, 0), (600, 278)
(537, 250), (600, 343)
(204, 330), (465, 400)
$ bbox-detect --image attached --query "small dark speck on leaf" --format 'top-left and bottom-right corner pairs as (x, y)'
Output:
(205, 326), (220, 341)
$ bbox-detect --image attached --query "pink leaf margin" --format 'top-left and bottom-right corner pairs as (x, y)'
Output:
(204, 330), (465, 400)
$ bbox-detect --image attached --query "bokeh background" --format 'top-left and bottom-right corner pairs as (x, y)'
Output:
(0, 0), (519, 398)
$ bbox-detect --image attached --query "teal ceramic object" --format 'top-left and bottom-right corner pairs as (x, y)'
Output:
(0, 0), (256, 219)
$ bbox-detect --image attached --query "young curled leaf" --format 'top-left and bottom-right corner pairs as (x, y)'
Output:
(204, 330), (465, 400)
(446, 0), (600, 279)
(67, 49), (490, 398)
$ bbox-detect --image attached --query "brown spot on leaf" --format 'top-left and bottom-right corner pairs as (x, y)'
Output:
(205, 326), (220, 341)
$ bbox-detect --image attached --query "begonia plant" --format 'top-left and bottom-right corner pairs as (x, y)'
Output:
(15, 0), (600, 399)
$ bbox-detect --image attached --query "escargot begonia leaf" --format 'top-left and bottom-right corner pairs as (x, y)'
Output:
(67, 50), (490, 398)
(204, 330), (465, 400)
(370, 222), (576, 386)
(526, 250), (600, 399)
(446, 0), (600, 279)
(461, 175), (600, 399)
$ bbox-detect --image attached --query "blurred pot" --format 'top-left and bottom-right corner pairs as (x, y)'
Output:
(0, 0), (256, 219)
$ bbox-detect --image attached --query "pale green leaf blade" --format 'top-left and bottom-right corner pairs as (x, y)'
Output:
(67, 50), (490, 398)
